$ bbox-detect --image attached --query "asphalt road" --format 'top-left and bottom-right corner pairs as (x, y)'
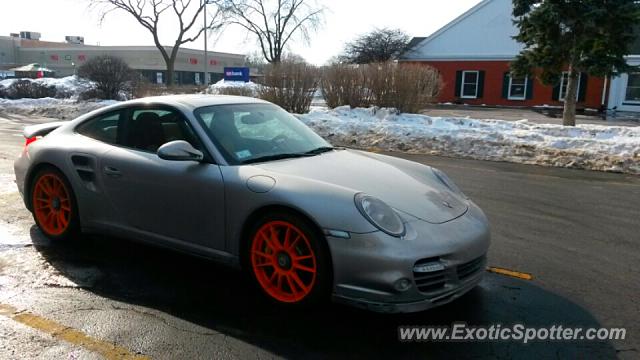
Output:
(0, 113), (638, 359)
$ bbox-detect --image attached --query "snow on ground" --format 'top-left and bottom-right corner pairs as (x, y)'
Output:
(299, 106), (640, 174)
(0, 76), (96, 98)
(33, 76), (95, 96)
(207, 79), (260, 96)
(0, 98), (117, 120)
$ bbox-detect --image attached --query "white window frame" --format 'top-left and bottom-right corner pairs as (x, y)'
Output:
(507, 75), (528, 100)
(460, 71), (479, 99)
(559, 72), (581, 101)
(623, 73), (640, 104)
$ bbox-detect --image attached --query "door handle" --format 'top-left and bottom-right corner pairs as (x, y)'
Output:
(103, 166), (122, 178)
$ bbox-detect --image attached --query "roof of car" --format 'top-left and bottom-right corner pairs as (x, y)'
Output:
(121, 94), (269, 110)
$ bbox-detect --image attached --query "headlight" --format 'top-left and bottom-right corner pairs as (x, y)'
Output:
(354, 193), (405, 237)
(431, 167), (467, 198)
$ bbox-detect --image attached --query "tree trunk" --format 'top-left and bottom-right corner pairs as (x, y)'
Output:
(166, 57), (175, 87)
(562, 67), (579, 126)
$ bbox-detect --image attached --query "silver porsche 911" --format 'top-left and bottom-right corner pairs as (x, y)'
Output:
(14, 95), (490, 313)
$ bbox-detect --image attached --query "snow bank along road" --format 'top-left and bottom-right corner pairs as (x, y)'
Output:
(300, 106), (640, 175)
(2, 97), (638, 174)
(0, 110), (639, 358)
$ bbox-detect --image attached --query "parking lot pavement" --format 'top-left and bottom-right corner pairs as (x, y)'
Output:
(0, 114), (639, 359)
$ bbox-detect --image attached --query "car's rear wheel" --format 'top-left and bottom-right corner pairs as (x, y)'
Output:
(248, 213), (330, 305)
(30, 167), (79, 240)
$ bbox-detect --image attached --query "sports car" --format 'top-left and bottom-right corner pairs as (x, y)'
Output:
(14, 95), (490, 313)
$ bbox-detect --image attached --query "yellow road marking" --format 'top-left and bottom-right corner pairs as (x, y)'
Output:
(487, 267), (533, 280)
(0, 303), (149, 360)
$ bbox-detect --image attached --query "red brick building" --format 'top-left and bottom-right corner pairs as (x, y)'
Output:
(401, 0), (608, 110)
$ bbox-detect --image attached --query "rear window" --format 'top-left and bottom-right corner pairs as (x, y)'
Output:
(76, 111), (122, 145)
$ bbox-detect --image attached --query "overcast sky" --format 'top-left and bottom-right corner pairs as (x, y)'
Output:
(1, 0), (480, 64)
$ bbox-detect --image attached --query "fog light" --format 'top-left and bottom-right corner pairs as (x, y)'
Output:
(394, 278), (412, 292)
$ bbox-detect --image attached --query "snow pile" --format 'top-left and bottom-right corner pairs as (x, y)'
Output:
(0, 76), (96, 98)
(33, 76), (96, 97)
(207, 79), (260, 96)
(0, 98), (117, 120)
(299, 106), (640, 174)
(0, 78), (19, 88)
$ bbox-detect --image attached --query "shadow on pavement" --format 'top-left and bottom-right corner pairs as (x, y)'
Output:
(31, 227), (617, 359)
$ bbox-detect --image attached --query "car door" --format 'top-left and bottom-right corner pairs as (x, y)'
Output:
(72, 109), (127, 228)
(97, 105), (226, 251)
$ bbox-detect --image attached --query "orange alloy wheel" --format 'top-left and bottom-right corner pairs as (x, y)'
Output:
(251, 220), (318, 303)
(32, 173), (72, 236)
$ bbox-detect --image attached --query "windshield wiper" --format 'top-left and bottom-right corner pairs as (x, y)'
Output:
(301, 146), (336, 155)
(242, 152), (314, 164)
(242, 146), (339, 164)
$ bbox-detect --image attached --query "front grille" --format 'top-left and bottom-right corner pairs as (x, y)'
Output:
(457, 256), (486, 281)
(412, 255), (486, 295)
(413, 257), (446, 293)
(414, 269), (446, 292)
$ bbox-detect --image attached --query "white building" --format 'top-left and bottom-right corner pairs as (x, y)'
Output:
(607, 55), (640, 113)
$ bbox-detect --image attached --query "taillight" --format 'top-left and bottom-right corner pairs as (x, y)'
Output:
(24, 137), (37, 148)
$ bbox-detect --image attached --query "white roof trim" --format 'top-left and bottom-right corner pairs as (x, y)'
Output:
(411, 0), (494, 50)
(400, 55), (515, 61)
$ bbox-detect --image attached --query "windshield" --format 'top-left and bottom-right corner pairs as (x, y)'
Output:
(194, 103), (332, 165)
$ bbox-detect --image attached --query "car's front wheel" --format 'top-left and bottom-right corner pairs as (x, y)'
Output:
(30, 167), (79, 240)
(248, 213), (330, 305)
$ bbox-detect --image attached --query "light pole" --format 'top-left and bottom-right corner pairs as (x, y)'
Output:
(202, 0), (211, 86)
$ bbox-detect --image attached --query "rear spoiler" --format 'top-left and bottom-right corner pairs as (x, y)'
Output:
(23, 121), (68, 139)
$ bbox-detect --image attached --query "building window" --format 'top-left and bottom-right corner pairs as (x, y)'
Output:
(461, 71), (479, 98)
(508, 75), (528, 100)
(624, 73), (640, 103)
(559, 72), (580, 101)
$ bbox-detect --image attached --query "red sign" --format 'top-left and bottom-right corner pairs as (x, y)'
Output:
(189, 58), (198, 65)
(78, 54), (86, 61)
(50, 54), (59, 61)
(209, 59), (218, 65)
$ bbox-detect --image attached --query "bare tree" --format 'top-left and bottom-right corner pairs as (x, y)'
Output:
(244, 50), (268, 73)
(90, 0), (225, 86)
(224, 0), (324, 63)
(340, 28), (410, 64)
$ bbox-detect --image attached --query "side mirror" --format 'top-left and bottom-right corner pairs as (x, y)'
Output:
(157, 140), (204, 162)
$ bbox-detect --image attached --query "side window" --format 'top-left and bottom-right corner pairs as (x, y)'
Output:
(76, 111), (122, 145)
(122, 108), (201, 153)
(460, 71), (479, 98)
(508, 75), (528, 100)
(559, 72), (581, 101)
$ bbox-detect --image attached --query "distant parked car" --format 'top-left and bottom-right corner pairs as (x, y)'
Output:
(14, 95), (490, 312)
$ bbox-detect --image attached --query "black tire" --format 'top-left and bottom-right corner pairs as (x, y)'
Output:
(245, 211), (332, 306)
(29, 166), (80, 241)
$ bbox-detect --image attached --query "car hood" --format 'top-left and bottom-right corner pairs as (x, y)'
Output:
(253, 149), (468, 224)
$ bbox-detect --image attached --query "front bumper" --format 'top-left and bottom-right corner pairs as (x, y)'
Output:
(326, 201), (490, 313)
(333, 268), (484, 313)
